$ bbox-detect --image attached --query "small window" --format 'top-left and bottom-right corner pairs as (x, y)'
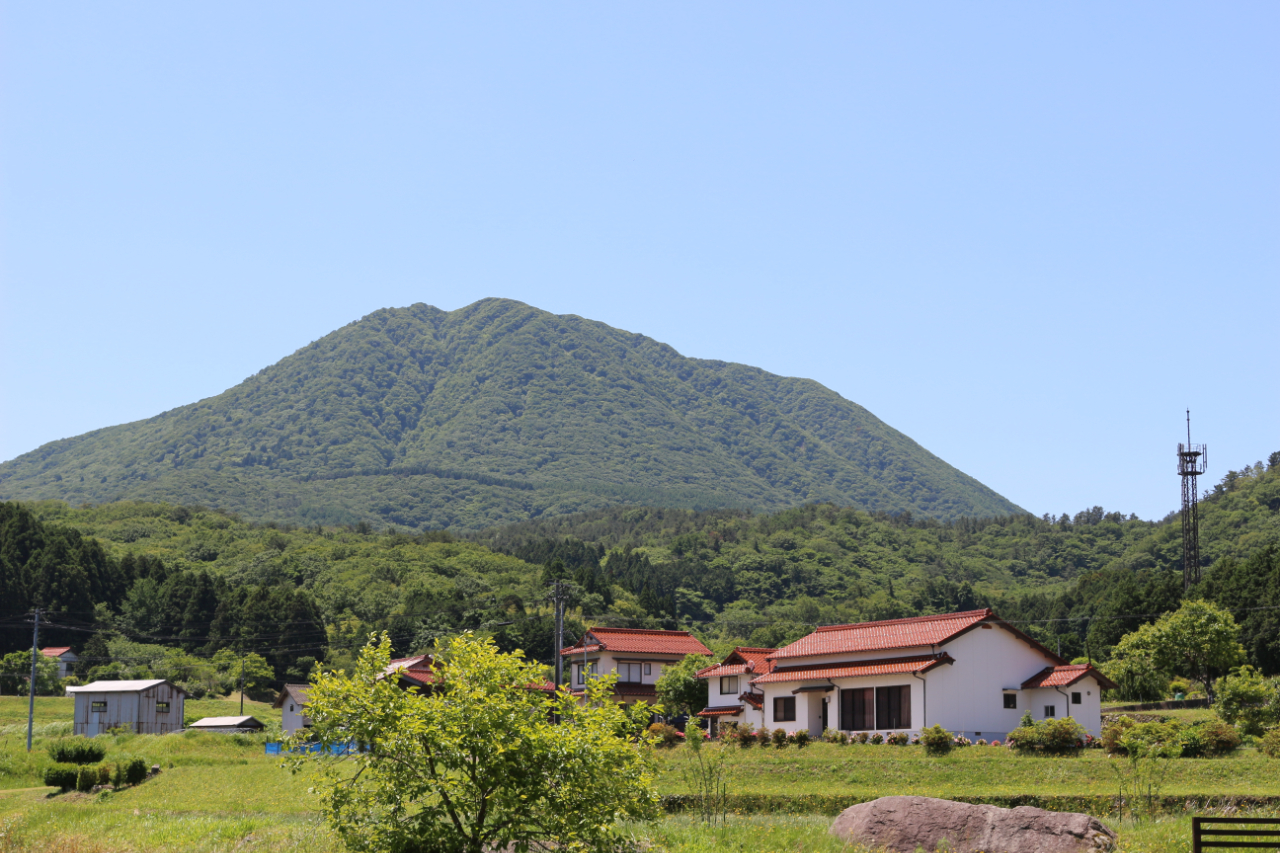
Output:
(1071, 692), (1082, 705)
(773, 696), (796, 722)
(576, 662), (597, 685)
(720, 675), (739, 695)
(289, 704), (295, 712)
(156, 702), (170, 714)
(643, 663), (652, 676)
(1003, 693), (1017, 709)
(619, 663), (642, 683)
(91, 701), (107, 713)
(1044, 705), (1056, 718)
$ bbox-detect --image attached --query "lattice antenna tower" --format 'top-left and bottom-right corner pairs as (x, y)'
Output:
(1177, 409), (1207, 590)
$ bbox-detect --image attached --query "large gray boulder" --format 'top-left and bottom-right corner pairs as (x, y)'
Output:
(829, 796), (1116, 853)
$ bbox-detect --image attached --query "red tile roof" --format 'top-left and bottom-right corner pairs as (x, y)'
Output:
(1021, 664), (1117, 691)
(740, 692), (764, 710)
(697, 647), (778, 678)
(770, 610), (993, 660)
(751, 653), (955, 685)
(697, 705), (744, 717)
(561, 627), (713, 658)
(40, 647), (73, 657)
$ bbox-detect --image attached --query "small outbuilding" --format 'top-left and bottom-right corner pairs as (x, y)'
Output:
(188, 716), (265, 733)
(66, 679), (186, 737)
(40, 647), (79, 679)
(273, 684), (312, 736)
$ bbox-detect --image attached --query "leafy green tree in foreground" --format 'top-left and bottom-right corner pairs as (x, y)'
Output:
(290, 633), (661, 853)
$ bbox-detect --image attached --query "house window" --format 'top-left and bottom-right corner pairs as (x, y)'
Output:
(1044, 705), (1056, 718)
(618, 663), (642, 683)
(876, 685), (911, 730)
(156, 702), (170, 714)
(91, 701), (107, 713)
(1003, 693), (1017, 709)
(576, 662), (597, 685)
(644, 663), (652, 676)
(289, 704), (295, 712)
(1071, 692), (1082, 705)
(720, 676), (739, 695)
(773, 696), (796, 722)
(839, 687), (874, 731)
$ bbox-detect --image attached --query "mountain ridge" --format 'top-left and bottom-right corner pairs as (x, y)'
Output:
(0, 298), (1023, 528)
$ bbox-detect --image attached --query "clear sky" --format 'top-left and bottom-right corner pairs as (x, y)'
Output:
(1, 3), (1276, 522)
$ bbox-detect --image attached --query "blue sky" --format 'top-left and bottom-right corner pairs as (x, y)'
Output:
(1, 3), (1276, 521)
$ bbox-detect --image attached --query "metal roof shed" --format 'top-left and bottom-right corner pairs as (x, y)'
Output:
(66, 679), (186, 737)
(188, 716), (265, 733)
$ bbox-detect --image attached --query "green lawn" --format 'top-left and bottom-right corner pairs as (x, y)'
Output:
(0, 729), (1276, 852)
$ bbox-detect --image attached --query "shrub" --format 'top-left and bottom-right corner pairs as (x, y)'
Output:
(791, 730), (810, 749)
(112, 762), (126, 787)
(125, 758), (148, 786)
(755, 727), (772, 747)
(96, 765), (111, 786)
(646, 723), (681, 749)
(953, 736), (972, 747)
(76, 766), (96, 793)
(42, 765), (79, 791)
(990, 740), (1002, 747)
(869, 732), (883, 745)
(854, 731), (869, 744)
(1261, 728), (1280, 759)
(1186, 719), (1241, 757)
(1009, 717), (1086, 755)
(886, 731), (909, 746)
(821, 727), (843, 744)
(975, 739), (988, 746)
(919, 724), (953, 756)
(46, 737), (107, 765)
(771, 728), (789, 749)
(1101, 716), (1135, 754)
(735, 724), (756, 749)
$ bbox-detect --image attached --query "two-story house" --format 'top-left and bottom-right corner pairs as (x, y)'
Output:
(694, 646), (776, 735)
(560, 627), (712, 705)
(699, 608), (1115, 741)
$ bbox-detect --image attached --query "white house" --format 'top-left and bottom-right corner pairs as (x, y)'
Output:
(273, 684), (311, 736)
(700, 608), (1115, 741)
(65, 679), (186, 737)
(560, 627), (713, 705)
(40, 647), (78, 679)
(695, 647), (777, 735)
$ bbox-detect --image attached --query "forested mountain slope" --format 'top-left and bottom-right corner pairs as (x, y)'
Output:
(0, 299), (1020, 528)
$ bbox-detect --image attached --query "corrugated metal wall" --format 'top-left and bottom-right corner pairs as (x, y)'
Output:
(74, 684), (186, 737)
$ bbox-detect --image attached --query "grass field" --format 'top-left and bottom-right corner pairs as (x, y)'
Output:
(0, 702), (1276, 853)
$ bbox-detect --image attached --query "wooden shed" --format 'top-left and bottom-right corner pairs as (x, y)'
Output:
(188, 715), (265, 733)
(66, 679), (186, 737)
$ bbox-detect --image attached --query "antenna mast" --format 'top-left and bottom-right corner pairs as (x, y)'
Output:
(1177, 410), (1207, 590)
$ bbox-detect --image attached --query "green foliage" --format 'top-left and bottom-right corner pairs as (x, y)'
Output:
(0, 650), (61, 696)
(1105, 717), (1240, 758)
(1102, 647), (1169, 702)
(648, 723), (682, 748)
(655, 653), (713, 717)
(1213, 666), (1280, 736)
(1110, 600), (1246, 702)
(919, 724), (954, 756)
(125, 758), (148, 785)
(1007, 716), (1087, 755)
(1261, 728), (1280, 759)
(0, 299), (1023, 531)
(770, 728), (788, 749)
(46, 737), (106, 765)
(42, 764), (79, 791)
(291, 632), (661, 853)
(75, 765), (96, 793)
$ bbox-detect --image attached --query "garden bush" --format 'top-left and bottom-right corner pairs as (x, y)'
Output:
(755, 727), (772, 747)
(869, 732), (883, 745)
(647, 723), (681, 748)
(1261, 728), (1280, 759)
(76, 765), (96, 793)
(854, 731), (869, 744)
(96, 764), (111, 786)
(791, 730), (810, 749)
(1101, 716), (1135, 754)
(46, 737), (106, 765)
(771, 728), (789, 749)
(125, 758), (149, 786)
(1008, 716), (1086, 755)
(42, 765), (79, 791)
(919, 724), (953, 756)
(885, 731), (909, 746)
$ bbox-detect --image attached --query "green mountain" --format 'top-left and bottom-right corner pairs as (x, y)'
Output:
(0, 299), (1021, 529)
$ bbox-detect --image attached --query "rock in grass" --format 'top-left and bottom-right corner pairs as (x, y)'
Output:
(828, 795), (1116, 853)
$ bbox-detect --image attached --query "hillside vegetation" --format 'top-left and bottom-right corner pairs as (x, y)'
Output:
(3, 452), (1274, 683)
(0, 299), (1020, 528)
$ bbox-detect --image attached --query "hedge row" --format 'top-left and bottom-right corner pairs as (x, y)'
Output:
(659, 793), (1280, 817)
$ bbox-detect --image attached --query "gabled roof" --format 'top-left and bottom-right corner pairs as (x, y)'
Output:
(40, 647), (74, 657)
(561, 627), (713, 658)
(770, 610), (993, 660)
(697, 647), (777, 679)
(1021, 664), (1118, 691)
(189, 716), (264, 728)
(696, 705), (744, 717)
(273, 683), (312, 709)
(740, 692), (764, 710)
(67, 679), (182, 694)
(750, 653), (955, 685)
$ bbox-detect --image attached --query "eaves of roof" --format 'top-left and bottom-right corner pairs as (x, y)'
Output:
(750, 653), (955, 685)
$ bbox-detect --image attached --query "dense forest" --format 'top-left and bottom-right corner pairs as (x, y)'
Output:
(2, 450), (1275, 695)
(0, 299), (1020, 529)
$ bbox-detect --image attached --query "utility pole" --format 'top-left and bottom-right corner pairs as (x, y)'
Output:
(27, 609), (40, 753)
(239, 653), (246, 716)
(552, 580), (565, 692)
